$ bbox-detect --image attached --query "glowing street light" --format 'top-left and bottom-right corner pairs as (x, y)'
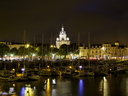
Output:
(10, 54), (13, 57)
(32, 53), (36, 57)
(25, 44), (30, 48)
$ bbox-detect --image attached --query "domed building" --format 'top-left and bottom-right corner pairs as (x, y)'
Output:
(56, 26), (70, 48)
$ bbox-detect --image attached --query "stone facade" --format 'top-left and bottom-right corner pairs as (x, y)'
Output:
(79, 42), (128, 60)
(56, 26), (70, 48)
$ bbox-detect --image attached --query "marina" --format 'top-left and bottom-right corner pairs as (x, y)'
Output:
(0, 59), (127, 96)
(0, 59), (128, 82)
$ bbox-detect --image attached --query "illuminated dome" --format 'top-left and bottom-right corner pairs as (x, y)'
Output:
(56, 25), (70, 48)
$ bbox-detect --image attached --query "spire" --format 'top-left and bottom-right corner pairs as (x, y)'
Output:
(62, 24), (64, 31)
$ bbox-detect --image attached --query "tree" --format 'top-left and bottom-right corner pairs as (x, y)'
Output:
(59, 44), (68, 59)
(36, 44), (51, 56)
(18, 46), (25, 56)
(69, 43), (79, 55)
(10, 48), (18, 56)
(0, 43), (10, 57)
(52, 48), (59, 54)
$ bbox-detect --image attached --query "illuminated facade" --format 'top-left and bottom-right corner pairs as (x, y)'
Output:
(79, 42), (128, 60)
(79, 44), (102, 59)
(56, 26), (70, 48)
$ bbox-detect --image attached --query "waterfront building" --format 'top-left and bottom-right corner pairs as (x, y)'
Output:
(79, 41), (128, 60)
(56, 26), (70, 48)
(79, 44), (102, 59)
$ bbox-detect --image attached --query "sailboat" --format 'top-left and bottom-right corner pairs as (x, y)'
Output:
(38, 33), (52, 76)
(50, 33), (62, 76)
(73, 32), (86, 77)
(84, 32), (95, 76)
(91, 32), (108, 76)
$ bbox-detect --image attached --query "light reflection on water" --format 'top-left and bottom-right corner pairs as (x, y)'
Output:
(0, 75), (128, 96)
(121, 77), (128, 96)
(126, 78), (128, 96)
(78, 79), (84, 96)
(103, 77), (109, 96)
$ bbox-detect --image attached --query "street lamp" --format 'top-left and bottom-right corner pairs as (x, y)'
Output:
(25, 44), (30, 48)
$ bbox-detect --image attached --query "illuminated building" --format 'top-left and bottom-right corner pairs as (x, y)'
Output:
(56, 25), (70, 48)
(79, 41), (128, 60)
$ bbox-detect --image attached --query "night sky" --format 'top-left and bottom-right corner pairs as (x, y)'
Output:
(0, 0), (128, 45)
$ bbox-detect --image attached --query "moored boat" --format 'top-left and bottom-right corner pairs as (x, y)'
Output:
(61, 68), (76, 77)
(84, 70), (95, 76)
(51, 67), (62, 76)
(39, 68), (51, 76)
(94, 66), (108, 76)
(7, 75), (18, 82)
(28, 72), (40, 81)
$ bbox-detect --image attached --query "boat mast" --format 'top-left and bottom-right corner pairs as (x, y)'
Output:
(78, 32), (80, 67)
(50, 33), (53, 66)
(88, 32), (90, 68)
(41, 33), (44, 68)
(23, 30), (26, 69)
(33, 37), (36, 69)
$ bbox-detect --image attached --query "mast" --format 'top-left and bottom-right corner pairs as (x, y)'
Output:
(88, 32), (90, 68)
(23, 30), (26, 69)
(33, 37), (36, 69)
(50, 33), (53, 66)
(41, 33), (44, 68)
(78, 32), (80, 67)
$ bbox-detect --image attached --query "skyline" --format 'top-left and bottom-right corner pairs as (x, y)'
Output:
(0, 0), (128, 45)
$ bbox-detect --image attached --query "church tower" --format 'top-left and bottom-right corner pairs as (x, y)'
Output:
(56, 26), (70, 48)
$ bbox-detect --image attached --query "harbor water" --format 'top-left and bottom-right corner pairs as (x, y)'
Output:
(0, 74), (128, 96)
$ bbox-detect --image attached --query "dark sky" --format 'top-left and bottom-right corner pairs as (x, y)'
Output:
(0, 0), (128, 45)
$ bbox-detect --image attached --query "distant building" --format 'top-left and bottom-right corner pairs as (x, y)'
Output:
(79, 44), (102, 59)
(56, 26), (70, 48)
(0, 41), (12, 45)
(0, 41), (24, 49)
(79, 41), (128, 60)
(8, 44), (24, 49)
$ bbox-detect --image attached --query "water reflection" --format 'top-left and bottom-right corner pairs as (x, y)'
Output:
(126, 78), (128, 96)
(121, 77), (128, 96)
(0, 75), (127, 96)
(20, 84), (36, 96)
(0, 82), (16, 96)
(99, 77), (109, 96)
(43, 77), (57, 96)
(78, 79), (84, 96)
(46, 78), (50, 96)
